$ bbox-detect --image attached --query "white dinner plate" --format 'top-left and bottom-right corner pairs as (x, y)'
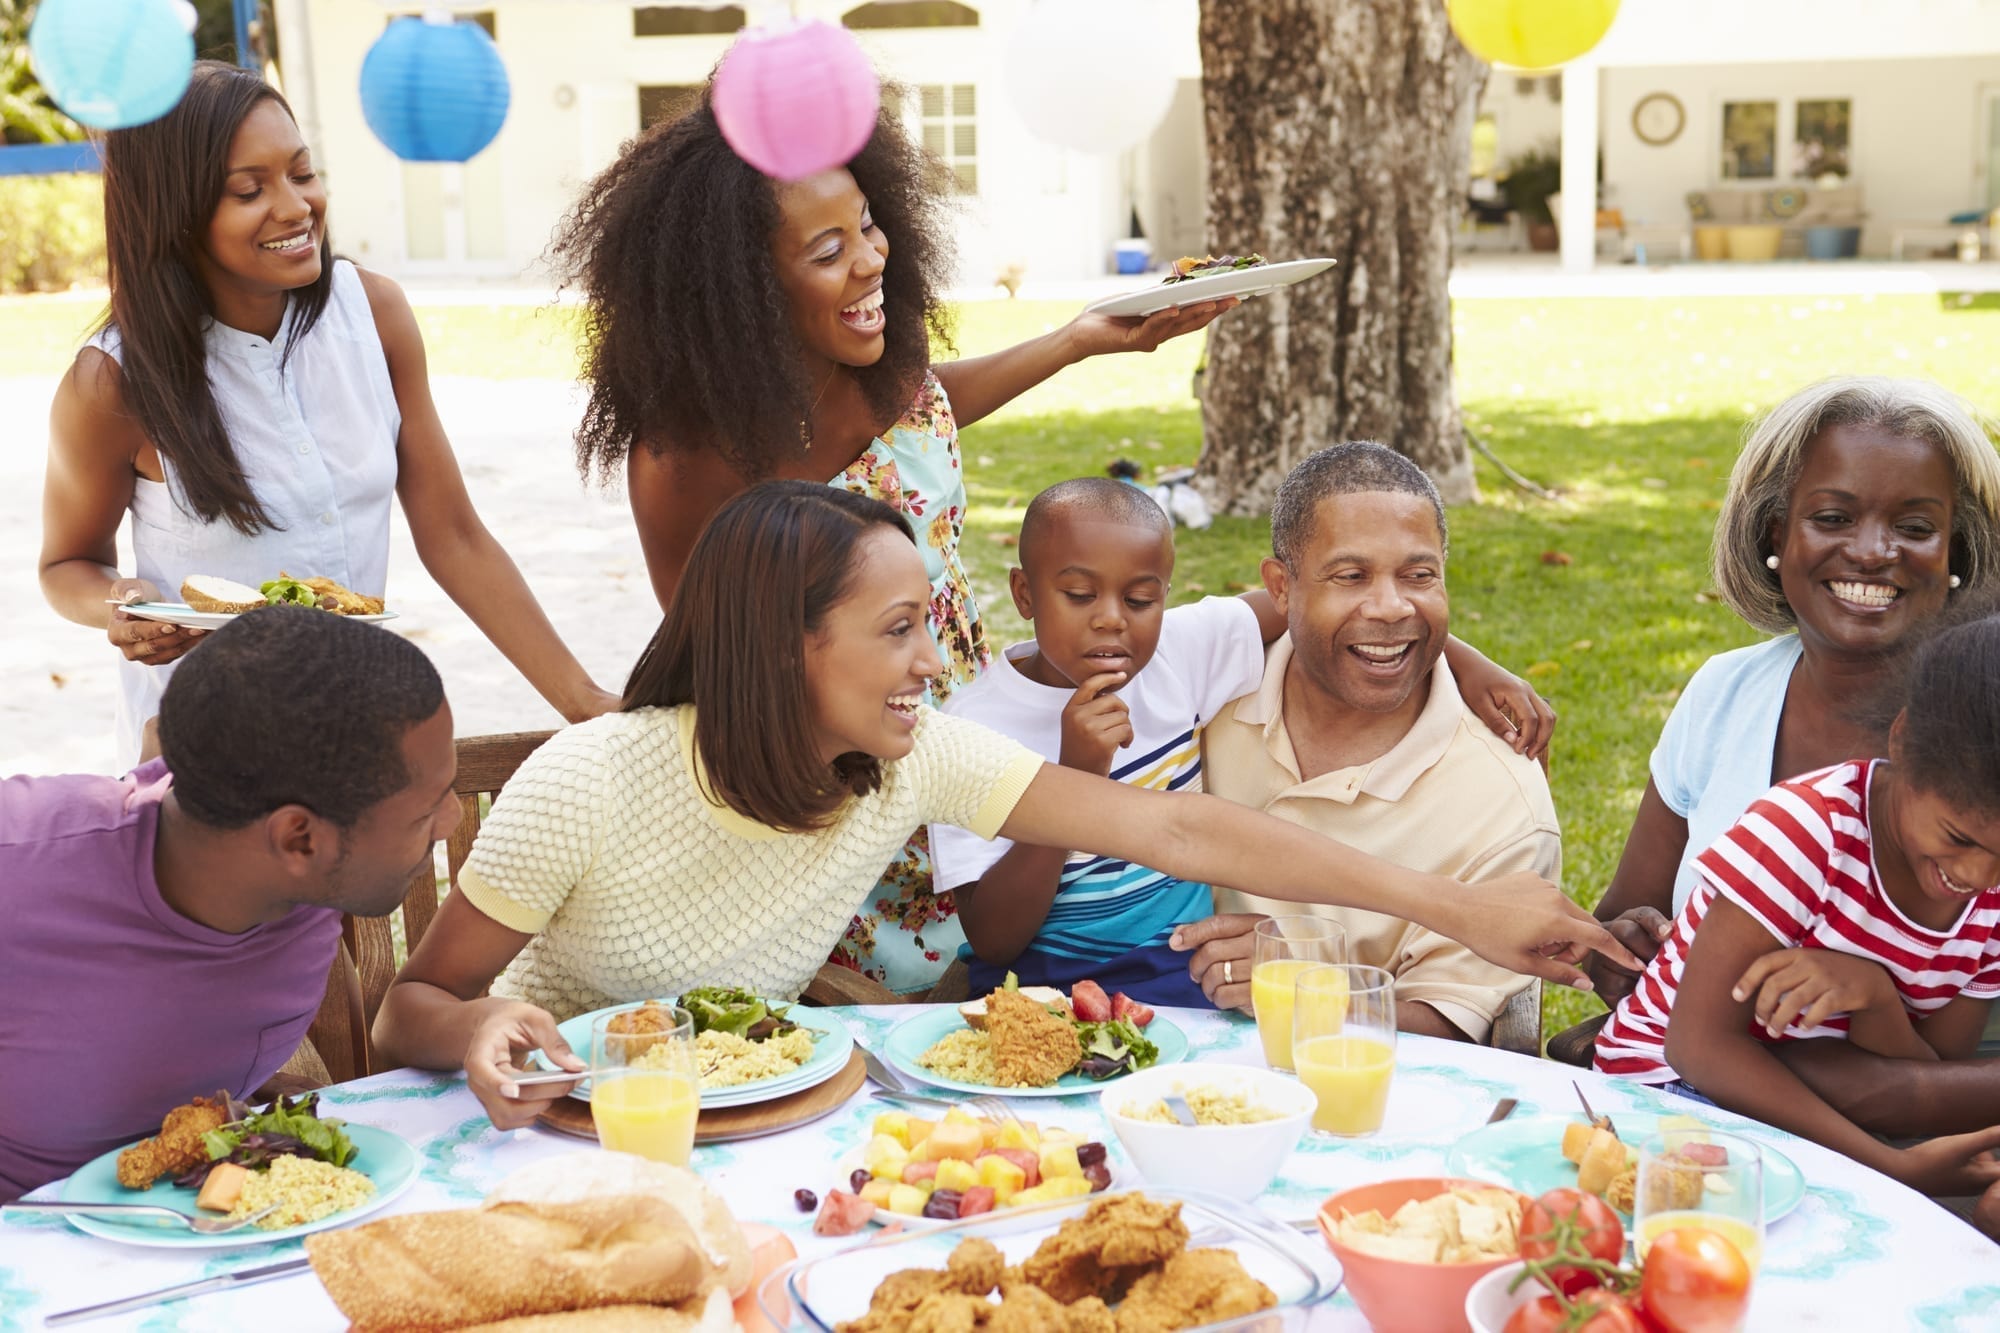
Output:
(118, 601), (399, 631)
(1083, 257), (1337, 319)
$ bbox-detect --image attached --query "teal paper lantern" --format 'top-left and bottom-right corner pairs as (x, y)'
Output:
(358, 15), (511, 163)
(28, 0), (194, 130)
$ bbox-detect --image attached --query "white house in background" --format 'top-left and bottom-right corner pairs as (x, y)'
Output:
(293, 0), (1205, 287)
(290, 0), (2000, 284)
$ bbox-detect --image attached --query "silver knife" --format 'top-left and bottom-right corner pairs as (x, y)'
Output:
(45, 1256), (312, 1326)
(858, 1044), (911, 1094)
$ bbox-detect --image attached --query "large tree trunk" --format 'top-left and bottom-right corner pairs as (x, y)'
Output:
(1194, 0), (1487, 510)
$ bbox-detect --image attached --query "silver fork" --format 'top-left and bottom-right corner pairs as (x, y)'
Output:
(4, 1201), (282, 1235)
(968, 1094), (1031, 1138)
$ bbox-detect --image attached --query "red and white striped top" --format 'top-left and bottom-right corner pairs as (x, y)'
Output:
(1595, 760), (2000, 1083)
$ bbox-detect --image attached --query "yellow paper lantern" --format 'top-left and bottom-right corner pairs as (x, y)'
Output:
(1446, 0), (1620, 70)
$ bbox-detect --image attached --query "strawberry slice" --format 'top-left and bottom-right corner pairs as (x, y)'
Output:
(1070, 979), (1112, 1023)
(1110, 992), (1155, 1027)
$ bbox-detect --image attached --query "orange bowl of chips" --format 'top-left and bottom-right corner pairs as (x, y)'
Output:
(1315, 1177), (1529, 1333)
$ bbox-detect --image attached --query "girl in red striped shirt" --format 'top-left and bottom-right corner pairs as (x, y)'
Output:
(1595, 613), (2000, 1203)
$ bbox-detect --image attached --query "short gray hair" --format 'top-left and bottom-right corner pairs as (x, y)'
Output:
(1714, 376), (2000, 634)
(1270, 442), (1448, 569)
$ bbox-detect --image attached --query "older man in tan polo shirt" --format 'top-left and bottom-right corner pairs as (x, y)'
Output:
(1171, 441), (1560, 1043)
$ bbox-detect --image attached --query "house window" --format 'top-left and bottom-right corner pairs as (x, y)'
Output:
(1720, 100), (1777, 180)
(1795, 99), (1851, 179)
(639, 84), (703, 130)
(634, 6), (744, 36)
(843, 2), (978, 28)
(918, 83), (977, 194)
(1469, 112), (1499, 179)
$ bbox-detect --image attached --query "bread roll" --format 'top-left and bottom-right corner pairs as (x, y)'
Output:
(305, 1196), (717, 1331)
(179, 576), (264, 614)
(486, 1153), (752, 1297)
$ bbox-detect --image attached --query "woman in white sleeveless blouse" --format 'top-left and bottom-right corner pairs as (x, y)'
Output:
(40, 63), (616, 767)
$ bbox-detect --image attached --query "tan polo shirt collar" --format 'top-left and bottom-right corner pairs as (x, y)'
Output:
(1227, 635), (1463, 805)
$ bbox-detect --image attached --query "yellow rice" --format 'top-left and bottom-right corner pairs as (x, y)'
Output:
(227, 1155), (374, 1229)
(915, 1029), (1001, 1086)
(1123, 1086), (1282, 1126)
(635, 1027), (817, 1088)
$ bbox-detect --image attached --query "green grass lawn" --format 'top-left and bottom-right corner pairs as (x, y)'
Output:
(12, 285), (1999, 1035)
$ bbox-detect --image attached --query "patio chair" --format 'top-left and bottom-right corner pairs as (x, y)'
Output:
(304, 729), (556, 1083)
(1545, 1011), (1610, 1068)
(1490, 979), (1544, 1057)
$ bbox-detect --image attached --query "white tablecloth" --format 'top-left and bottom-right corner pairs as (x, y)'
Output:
(4, 1006), (1996, 1330)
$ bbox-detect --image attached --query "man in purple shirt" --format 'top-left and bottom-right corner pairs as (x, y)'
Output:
(0, 607), (460, 1201)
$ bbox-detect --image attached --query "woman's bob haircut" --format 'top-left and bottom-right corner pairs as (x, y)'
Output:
(1714, 376), (2000, 635)
(622, 480), (917, 832)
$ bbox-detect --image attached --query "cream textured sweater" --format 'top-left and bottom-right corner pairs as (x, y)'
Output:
(458, 705), (1042, 1018)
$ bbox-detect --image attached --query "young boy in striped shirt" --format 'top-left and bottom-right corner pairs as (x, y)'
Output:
(1595, 614), (2000, 1206)
(930, 477), (1548, 1010)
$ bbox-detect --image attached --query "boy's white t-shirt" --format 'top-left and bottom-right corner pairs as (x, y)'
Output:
(930, 596), (1266, 1003)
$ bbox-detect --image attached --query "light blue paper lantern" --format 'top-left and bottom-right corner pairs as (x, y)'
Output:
(28, 0), (195, 131)
(358, 15), (511, 163)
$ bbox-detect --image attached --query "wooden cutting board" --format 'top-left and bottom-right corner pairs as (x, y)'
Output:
(536, 1049), (867, 1145)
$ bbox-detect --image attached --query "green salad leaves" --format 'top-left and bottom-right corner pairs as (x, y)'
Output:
(677, 986), (800, 1041)
(1072, 1019), (1159, 1082)
(259, 577), (320, 608)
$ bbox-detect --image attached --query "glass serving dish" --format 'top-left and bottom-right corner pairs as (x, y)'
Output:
(759, 1187), (1343, 1332)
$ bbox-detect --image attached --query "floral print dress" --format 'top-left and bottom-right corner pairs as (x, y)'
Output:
(827, 371), (990, 992)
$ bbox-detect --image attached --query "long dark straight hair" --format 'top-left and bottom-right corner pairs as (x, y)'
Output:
(623, 480), (916, 833)
(97, 60), (334, 534)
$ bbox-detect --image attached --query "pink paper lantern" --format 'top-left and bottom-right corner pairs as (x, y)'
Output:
(712, 19), (880, 182)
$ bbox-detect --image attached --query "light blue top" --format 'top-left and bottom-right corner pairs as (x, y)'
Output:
(1649, 634), (1804, 913)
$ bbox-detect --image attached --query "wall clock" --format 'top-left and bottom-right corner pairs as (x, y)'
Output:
(1633, 92), (1685, 147)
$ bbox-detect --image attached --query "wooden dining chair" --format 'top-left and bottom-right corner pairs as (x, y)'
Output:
(1489, 978), (1544, 1057)
(303, 729), (556, 1083)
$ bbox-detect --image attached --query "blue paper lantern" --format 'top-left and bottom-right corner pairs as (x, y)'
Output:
(28, 0), (195, 130)
(358, 15), (511, 163)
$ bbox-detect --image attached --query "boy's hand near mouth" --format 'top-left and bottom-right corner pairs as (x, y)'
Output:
(1060, 670), (1135, 777)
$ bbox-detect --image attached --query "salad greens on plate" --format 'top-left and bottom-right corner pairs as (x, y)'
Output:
(177, 1092), (357, 1187)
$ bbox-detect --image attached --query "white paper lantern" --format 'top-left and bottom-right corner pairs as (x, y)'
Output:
(1004, 0), (1178, 156)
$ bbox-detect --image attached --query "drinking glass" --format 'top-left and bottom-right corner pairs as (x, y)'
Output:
(1291, 964), (1396, 1137)
(590, 1003), (700, 1166)
(1250, 917), (1346, 1072)
(1633, 1129), (1766, 1278)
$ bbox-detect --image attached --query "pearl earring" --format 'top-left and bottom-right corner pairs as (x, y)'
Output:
(1950, 574), (1963, 589)
(1765, 555), (1780, 570)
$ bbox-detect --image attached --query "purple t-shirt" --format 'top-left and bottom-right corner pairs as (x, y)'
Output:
(0, 760), (341, 1201)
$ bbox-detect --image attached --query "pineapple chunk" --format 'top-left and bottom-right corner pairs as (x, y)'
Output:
(1560, 1121), (1596, 1164)
(1009, 1177), (1091, 1209)
(935, 1158), (980, 1194)
(977, 1154), (1027, 1203)
(859, 1178), (897, 1208)
(887, 1184), (930, 1216)
(863, 1134), (911, 1180)
(1577, 1127), (1628, 1197)
(871, 1111), (913, 1148)
(1037, 1142), (1083, 1180)
(995, 1119), (1040, 1151)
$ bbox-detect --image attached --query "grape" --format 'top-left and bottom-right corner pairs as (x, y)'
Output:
(1075, 1142), (1108, 1168)
(923, 1190), (965, 1220)
(849, 1168), (872, 1194)
(1082, 1162), (1113, 1193)
(794, 1188), (818, 1212)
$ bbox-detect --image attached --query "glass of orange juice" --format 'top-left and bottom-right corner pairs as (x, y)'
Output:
(591, 1003), (700, 1166)
(1251, 917), (1346, 1072)
(1291, 964), (1395, 1137)
(1633, 1129), (1765, 1277)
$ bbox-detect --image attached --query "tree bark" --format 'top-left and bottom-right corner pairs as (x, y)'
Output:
(1194, 0), (1487, 511)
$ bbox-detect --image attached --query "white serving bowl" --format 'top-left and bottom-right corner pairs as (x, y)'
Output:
(1465, 1260), (1542, 1333)
(1102, 1063), (1314, 1203)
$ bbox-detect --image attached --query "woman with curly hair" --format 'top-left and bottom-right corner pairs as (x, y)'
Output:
(40, 61), (618, 766)
(549, 90), (1233, 993)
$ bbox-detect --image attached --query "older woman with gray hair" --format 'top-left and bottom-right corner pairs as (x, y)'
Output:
(1570, 375), (2000, 1136)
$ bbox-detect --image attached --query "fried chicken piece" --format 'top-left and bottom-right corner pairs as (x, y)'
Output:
(986, 988), (1082, 1088)
(1112, 1249), (1277, 1333)
(1020, 1194), (1189, 1305)
(115, 1095), (229, 1190)
(946, 1236), (1006, 1294)
(293, 574), (385, 615)
(1063, 1297), (1118, 1333)
(835, 1239), (1005, 1333)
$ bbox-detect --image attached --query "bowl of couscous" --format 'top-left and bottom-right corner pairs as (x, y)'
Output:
(1103, 1064), (1313, 1202)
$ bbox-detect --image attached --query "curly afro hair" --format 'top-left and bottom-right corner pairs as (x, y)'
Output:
(552, 84), (957, 484)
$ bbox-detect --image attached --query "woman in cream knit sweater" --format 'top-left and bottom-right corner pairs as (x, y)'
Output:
(374, 483), (1634, 1130)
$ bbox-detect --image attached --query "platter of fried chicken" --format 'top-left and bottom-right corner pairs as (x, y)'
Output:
(770, 1190), (1338, 1332)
